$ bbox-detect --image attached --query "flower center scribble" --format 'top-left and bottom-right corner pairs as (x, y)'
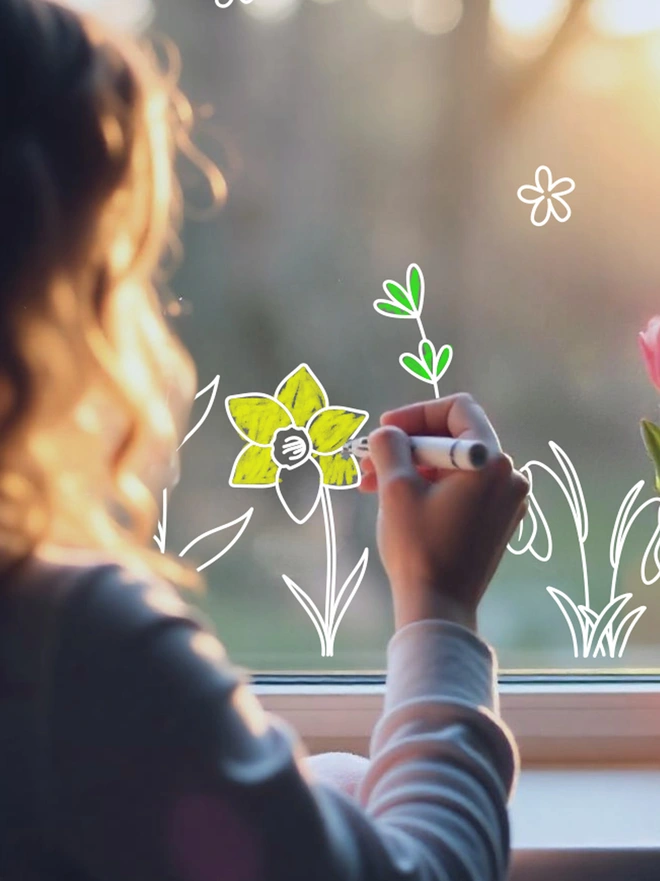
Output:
(272, 427), (312, 470)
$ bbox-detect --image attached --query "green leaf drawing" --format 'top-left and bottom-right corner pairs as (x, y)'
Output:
(407, 263), (424, 310)
(420, 339), (435, 372)
(373, 300), (412, 318)
(641, 418), (660, 493)
(399, 353), (433, 382)
(384, 281), (414, 311)
(434, 344), (453, 379)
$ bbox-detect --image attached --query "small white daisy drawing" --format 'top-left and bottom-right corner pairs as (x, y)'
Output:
(517, 165), (575, 227)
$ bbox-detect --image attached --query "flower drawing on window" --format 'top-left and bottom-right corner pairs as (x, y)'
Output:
(214, 0), (253, 8)
(507, 440), (654, 660)
(226, 363), (368, 525)
(517, 165), (575, 227)
(226, 363), (370, 657)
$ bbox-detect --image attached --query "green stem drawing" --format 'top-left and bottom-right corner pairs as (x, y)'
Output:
(415, 313), (439, 399)
(373, 263), (452, 395)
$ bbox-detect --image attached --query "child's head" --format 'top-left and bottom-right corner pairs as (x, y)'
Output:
(0, 0), (222, 586)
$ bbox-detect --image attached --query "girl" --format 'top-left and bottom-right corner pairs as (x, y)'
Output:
(0, 1), (529, 879)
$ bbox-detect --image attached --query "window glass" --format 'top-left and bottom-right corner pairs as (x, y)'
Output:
(75, 0), (660, 671)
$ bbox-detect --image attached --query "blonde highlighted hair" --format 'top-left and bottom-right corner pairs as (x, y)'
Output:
(0, 0), (226, 588)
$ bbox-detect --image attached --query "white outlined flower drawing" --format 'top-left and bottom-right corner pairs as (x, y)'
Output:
(226, 363), (368, 525)
(507, 441), (653, 659)
(517, 165), (575, 227)
(225, 363), (370, 657)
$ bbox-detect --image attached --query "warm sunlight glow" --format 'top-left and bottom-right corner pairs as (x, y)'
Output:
(491, 0), (569, 38)
(367, 0), (412, 23)
(645, 34), (660, 81)
(561, 43), (625, 94)
(590, 0), (660, 37)
(412, 0), (463, 36)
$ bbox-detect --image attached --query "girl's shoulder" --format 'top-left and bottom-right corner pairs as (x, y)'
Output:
(1, 545), (208, 643)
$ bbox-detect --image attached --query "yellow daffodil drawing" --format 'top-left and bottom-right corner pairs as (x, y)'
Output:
(225, 363), (370, 656)
(226, 363), (368, 524)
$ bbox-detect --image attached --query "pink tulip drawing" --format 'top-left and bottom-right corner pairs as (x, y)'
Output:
(639, 315), (660, 391)
(639, 316), (660, 492)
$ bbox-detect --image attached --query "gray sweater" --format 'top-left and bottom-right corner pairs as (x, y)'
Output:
(0, 554), (519, 880)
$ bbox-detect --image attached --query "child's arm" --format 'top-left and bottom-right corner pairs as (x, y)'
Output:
(43, 564), (517, 881)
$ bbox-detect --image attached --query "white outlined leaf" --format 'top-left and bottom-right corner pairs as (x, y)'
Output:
(406, 263), (425, 312)
(434, 344), (453, 380)
(178, 374), (221, 450)
(330, 548), (368, 644)
(507, 499), (538, 555)
(419, 339), (436, 373)
(640, 505), (660, 586)
(579, 607), (598, 627)
(527, 486), (553, 562)
(614, 606), (646, 658)
(373, 299), (416, 319)
(383, 280), (414, 312)
(282, 574), (328, 656)
(549, 441), (588, 542)
(610, 480), (645, 569)
(547, 586), (587, 659)
(179, 507), (254, 572)
(507, 466), (552, 561)
(399, 353), (434, 383)
(585, 593), (632, 657)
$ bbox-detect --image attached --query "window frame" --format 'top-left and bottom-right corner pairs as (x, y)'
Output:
(253, 675), (660, 871)
(252, 675), (660, 764)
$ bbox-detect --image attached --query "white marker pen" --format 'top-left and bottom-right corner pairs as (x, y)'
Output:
(341, 435), (490, 471)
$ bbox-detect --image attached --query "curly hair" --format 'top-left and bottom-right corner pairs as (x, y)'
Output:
(0, 0), (226, 589)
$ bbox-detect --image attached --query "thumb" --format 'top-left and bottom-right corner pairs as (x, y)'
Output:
(368, 426), (419, 483)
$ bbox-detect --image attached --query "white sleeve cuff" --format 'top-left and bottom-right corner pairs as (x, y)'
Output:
(384, 619), (499, 716)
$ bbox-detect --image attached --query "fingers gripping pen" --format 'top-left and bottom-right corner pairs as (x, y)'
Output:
(341, 435), (490, 471)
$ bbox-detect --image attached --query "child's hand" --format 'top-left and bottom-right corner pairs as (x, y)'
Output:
(359, 394), (529, 632)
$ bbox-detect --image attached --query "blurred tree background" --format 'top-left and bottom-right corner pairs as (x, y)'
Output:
(66, 0), (660, 671)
